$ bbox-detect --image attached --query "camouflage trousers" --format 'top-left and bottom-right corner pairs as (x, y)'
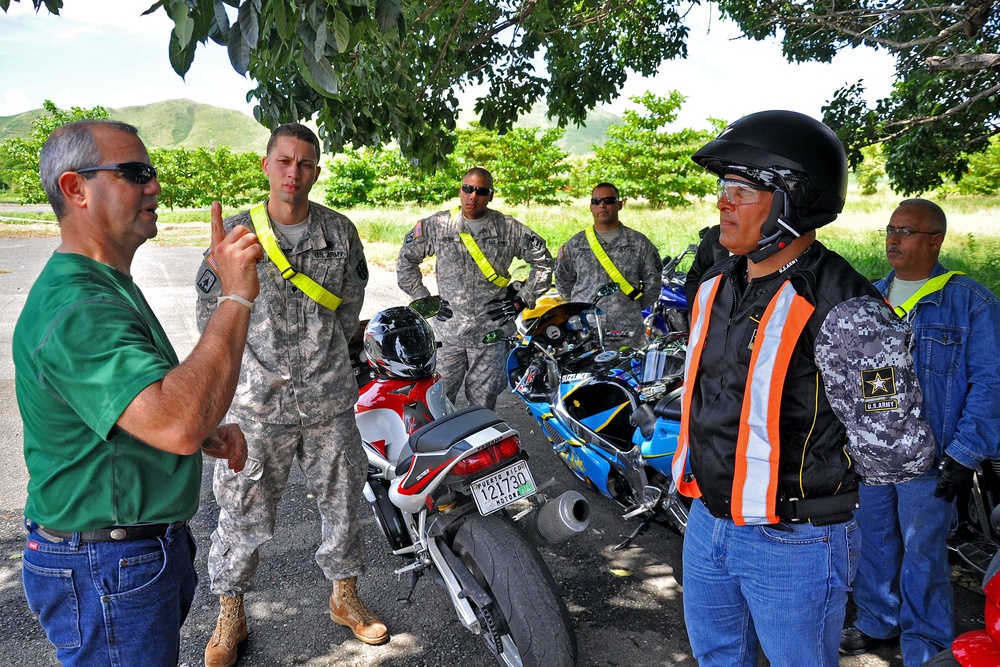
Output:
(208, 409), (367, 596)
(437, 342), (507, 411)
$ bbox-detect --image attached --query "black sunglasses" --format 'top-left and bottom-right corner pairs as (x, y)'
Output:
(590, 196), (619, 206)
(75, 162), (158, 185)
(461, 184), (493, 196)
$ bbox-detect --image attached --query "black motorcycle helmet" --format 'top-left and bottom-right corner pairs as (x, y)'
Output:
(692, 110), (848, 262)
(364, 306), (437, 379)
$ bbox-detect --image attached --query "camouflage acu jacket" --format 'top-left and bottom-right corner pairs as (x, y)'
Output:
(555, 223), (662, 343)
(195, 201), (368, 424)
(397, 208), (553, 344)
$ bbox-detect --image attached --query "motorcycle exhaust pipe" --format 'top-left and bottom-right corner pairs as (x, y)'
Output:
(525, 490), (591, 545)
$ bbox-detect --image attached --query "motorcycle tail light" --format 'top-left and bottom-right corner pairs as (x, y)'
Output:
(452, 435), (521, 476)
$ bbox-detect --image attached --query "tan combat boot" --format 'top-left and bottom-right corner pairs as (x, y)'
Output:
(329, 577), (389, 645)
(205, 593), (248, 667)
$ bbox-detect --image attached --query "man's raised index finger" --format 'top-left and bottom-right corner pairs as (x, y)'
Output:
(210, 201), (225, 249)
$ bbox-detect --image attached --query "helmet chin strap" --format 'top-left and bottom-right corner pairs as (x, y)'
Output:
(746, 189), (803, 263)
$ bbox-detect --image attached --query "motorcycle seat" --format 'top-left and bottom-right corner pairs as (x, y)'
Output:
(653, 387), (683, 422)
(408, 405), (505, 453)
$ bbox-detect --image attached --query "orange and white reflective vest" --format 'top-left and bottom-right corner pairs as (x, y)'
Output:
(671, 274), (816, 525)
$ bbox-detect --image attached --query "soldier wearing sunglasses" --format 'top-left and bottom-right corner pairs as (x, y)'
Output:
(13, 120), (260, 666)
(844, 199), (1000, 665)
(397, 167), (553, 410)
(554, 183), (662, 346)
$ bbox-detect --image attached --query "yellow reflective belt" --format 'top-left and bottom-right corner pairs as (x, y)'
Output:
(454, 207), (510, 287)
(249, 203), (342, 311)
(893, 271), (963, 317)
(585, 226), (641, 299)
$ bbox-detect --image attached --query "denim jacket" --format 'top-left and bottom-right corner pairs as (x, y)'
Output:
(875, 263), (1000, 468)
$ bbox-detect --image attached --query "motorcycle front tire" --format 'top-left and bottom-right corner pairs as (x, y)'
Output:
(451, 513), (578, 667)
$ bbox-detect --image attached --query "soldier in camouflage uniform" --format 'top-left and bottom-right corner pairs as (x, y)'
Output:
(555, 183), (662, 347)
(674, 112), (933, 667)
(195, 124), (386, 667)
(397, 167), (553, 410)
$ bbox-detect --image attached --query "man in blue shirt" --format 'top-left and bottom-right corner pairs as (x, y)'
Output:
(843, 198), (1000, 666)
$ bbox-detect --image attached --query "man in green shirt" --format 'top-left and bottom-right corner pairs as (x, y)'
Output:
(13, 119), (261, 667)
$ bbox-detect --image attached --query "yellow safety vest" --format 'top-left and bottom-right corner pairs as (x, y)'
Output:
(249, 203), (342, 311)
(892, 271), (964, 317)
(454, 207), (510, 288)
(584, 226), (641, 299)
(672, 275), (815, 525)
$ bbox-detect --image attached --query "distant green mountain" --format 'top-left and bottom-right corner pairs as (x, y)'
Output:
(0, 99), (270, 154)
(113, 99), (270, 153)
(0, 98), (617, 157)
(0, 108), (43, 140)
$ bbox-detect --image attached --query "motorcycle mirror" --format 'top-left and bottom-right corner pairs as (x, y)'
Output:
(596, 282), (620, 299)
(409, 295), (441, 318)
(482, 329), (507, 345)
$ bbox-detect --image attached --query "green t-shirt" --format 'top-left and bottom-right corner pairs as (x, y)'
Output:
(13, 252), (202, 531)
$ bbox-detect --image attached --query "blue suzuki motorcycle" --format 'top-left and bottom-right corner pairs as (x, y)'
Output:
(641, 243), (696, 342)
(497, 283), (690, 548)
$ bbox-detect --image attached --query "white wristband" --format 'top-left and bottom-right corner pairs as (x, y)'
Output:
(217, 294), (255, 312)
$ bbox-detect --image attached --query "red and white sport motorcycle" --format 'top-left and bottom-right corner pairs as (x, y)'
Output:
(350, 298), (589, 667)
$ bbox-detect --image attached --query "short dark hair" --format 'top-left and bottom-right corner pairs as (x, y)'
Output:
(463, 167), (494, 188)
(592, 182), (620, 198)
(40, 120), (140, 219)
(267, 123), (321, 160)
(897, 198), (947, 234)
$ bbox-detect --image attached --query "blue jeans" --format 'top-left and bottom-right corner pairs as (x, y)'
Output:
(21, 520), (197, 667)
(683, 498), (860, 667)
(853, 475), (954, 666)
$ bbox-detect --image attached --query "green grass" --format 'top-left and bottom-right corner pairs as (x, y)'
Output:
(4, 186), (1000, 294)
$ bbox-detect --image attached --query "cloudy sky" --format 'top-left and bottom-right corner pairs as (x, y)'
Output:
(0, 1), (896, 130)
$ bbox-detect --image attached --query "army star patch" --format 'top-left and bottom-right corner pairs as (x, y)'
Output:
(862, 366), (899, 412)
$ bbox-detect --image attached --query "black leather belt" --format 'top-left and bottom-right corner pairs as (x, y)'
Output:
(35, 520), (188, 543)
(776, 492), (859, 525)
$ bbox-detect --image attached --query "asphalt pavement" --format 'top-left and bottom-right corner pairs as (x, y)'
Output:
(0, 235), (986, 666)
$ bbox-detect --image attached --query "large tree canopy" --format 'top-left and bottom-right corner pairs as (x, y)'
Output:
(6, 0), (999, 192)
(1, 0), (691, 170)
(719, 0), (1000, 193)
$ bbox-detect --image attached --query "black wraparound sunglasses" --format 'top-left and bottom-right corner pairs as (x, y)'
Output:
(590, 196), (619, 205)
(461, 183), (493, 196)
(75, 162), (158, 185)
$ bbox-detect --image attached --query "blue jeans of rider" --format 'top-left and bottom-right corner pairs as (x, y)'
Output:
(21, 520), (197, 667)
(852, 473), (954, 666)
(683, 498), (860, 667)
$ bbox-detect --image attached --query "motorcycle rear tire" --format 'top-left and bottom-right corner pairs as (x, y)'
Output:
(452, 513), (577, 667)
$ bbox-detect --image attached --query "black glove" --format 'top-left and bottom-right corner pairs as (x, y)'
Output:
(435, 297), (453, 322)
(625, 281), (646, 301)
(934, 455), (974, 502)
(486, 295), (525, 325)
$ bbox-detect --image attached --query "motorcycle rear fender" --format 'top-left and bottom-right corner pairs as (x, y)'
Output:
(389, 407), (521, 513)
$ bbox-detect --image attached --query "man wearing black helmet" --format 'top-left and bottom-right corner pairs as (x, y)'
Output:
(672, 110), (934, 667)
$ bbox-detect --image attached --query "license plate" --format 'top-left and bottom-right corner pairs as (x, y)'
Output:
(471, 460), (536, 515)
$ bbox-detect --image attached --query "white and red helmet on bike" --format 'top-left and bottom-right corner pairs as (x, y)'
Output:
(364, 306), (437, 379)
